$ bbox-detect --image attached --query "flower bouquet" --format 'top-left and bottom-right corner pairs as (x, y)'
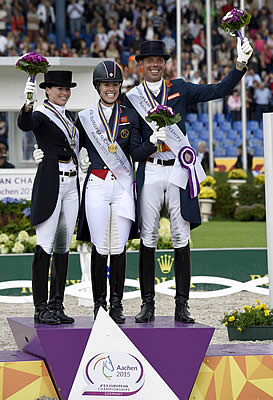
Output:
(227, 168), (247, 180)
(221, 8), (251, 44)
(16, 52), (50, 102)
(145, 105), (181, 152)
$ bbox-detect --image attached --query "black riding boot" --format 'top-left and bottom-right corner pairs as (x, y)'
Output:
(109, 248), (126, 324)
(32, 245), (60, 325)
(135, 240), (155, 323)
(91, 246), (108, 319)
(48, 252), (74, 324)
(174, 243), (195, 323)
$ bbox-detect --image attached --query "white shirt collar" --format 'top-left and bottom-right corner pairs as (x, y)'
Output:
(146, 79), (163, 97)
(100, 102), (114, 123)
(48, 101), (66, 115)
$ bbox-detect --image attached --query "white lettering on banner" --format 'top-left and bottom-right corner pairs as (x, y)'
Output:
(0, 169), (36, 200)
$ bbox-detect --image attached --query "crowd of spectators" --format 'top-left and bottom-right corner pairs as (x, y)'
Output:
(0, 0), (273, 151)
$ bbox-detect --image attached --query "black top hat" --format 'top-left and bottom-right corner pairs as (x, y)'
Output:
(39, 70), (77, 89)
(135, 40), (170, 62)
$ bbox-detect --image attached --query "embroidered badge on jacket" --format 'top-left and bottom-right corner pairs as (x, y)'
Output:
(120, 116), (128, 123)
(121, 129), (129, 138)
(168, 92), (180, 101)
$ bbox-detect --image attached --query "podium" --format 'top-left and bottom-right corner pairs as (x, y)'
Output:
(8, 316), (214, 399)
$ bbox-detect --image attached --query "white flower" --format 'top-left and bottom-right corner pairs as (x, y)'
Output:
(28, 235), (37, 247)
(12, 242), (25, 253)
(0, 233), (9, 243)
(223, 11), (233, 20)
(16, 230), (29, 242)
(0, 244), (9, 254)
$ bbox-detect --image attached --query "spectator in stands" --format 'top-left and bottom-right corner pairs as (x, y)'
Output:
(128, 28), (142, 54)
(107, 22), (124, 47)
(0, 30), (7, 54)
(71, 30), (82, 53)
(254, 81), (272, 121)
(26, 4), (40, 44)
(136, 9), (149, 39)
(0, 119), (7, 143)
(10, 6), (24, 33)
(90, 34), (103, 57)
(0, 1), (7, 33)
(217, 41), (231, 67)
(234, 145), (253, 171)
(162, 28), (175, 55)
(0, 139), (15, 168)
(245, 67), (262, 88)
(67, 0), (84, 36)
(228, 88), (241, 122)
(197, 141), (216, 173)
(37, 0), (55, 34)
(105, 37), (120, 59)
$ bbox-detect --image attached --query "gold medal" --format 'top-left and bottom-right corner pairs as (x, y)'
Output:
(70, 139), (76, 149)
(108, 144), (117, 153)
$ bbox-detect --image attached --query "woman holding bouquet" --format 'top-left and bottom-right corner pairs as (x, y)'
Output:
(76, 60), (158, 323)
(17, 70), (79, 325)
(124, 36), (253, 324)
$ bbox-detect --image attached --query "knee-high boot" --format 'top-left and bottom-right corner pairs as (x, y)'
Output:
(174, 243), (195, 323)
(32, 245), (60, 325)
(109, 248), (126, 324)
(91, 246), (108, 319)
(48, 252), (74, 324)
(135, 240), (155, 323)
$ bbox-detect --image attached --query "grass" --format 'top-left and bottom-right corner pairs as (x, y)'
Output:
(190, 221), (266, 248)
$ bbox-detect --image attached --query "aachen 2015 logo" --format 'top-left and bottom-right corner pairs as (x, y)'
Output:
(82, 352), (145, 396)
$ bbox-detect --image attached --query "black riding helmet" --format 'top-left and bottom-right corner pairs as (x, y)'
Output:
(93, 61), (123, 92)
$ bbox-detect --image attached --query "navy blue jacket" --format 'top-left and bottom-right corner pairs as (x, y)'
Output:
(124, 66), (246, 229)
(76, 104), (156, 241)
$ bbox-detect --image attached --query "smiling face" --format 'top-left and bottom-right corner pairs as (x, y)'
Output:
(140, 56), (166, 82)
(45, 86), (71, 106)
(99, 82), (120, 106)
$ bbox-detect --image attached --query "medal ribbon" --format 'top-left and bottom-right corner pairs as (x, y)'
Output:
(98, 101), (120, 145)
(178, 146), (200, 198)
(143, 79), (167, 108)
(43, 100), (76, 142)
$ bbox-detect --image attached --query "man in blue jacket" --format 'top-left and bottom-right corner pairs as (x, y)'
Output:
(124, 38), (253, 323)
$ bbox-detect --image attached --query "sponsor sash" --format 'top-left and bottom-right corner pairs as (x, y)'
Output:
(79, 106), (135, 221)
(126, 85), (206, 195)
(35, 104), (79, 157)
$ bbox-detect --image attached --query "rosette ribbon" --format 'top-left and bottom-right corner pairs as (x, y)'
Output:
(178, 146), (200, 199)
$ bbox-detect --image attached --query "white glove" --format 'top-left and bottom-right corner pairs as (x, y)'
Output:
(33, 144), (44, 164)
(149, 126), (166, 145)
(24, 77), (37, 105)
(237, 37), (253, 64)
(80, 155), (91, 173)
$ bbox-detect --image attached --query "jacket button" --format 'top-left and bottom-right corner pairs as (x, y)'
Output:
(64, 148), (67, 152)
(103, 166), (107, 169)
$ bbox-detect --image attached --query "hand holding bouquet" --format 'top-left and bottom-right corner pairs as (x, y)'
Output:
(16, 52), (50, 103)
(221, 8), (251, 45)
(145, 105), (181, 152)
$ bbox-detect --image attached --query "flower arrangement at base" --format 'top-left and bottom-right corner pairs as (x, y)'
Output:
(221, 300), (273, 333)
(200, 176), (216, 187)
(198, 187), (217, 200)
(16, 52), (50, 101)
(254, 173), (265, 185)
(227, 168), (247, 180)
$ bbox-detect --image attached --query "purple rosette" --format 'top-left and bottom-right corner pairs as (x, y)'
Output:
(178, 146), (200, 199)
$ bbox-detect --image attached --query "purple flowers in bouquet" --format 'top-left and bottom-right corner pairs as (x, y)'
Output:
(221, 8), (251, 44)
(16, 52), (50, 101)
(145, 105), (181, 129)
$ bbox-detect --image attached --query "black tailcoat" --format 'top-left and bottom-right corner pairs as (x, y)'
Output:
(17, 106), (80, 227)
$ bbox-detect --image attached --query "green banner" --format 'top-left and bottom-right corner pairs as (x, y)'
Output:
(0, 249), (268, 296)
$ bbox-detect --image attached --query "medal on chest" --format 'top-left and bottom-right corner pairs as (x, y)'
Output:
(44, 100), (77, 150)
(98, 101), (120, 154)
(143, 79), (168, 153)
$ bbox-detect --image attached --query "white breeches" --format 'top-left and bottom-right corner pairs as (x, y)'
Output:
(140, 163), (190, 248)
(85, 172), (132, 255)
(36, 175), (79, 254)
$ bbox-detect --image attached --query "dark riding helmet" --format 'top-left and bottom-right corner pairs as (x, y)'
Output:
(93, 61), (123, 91)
